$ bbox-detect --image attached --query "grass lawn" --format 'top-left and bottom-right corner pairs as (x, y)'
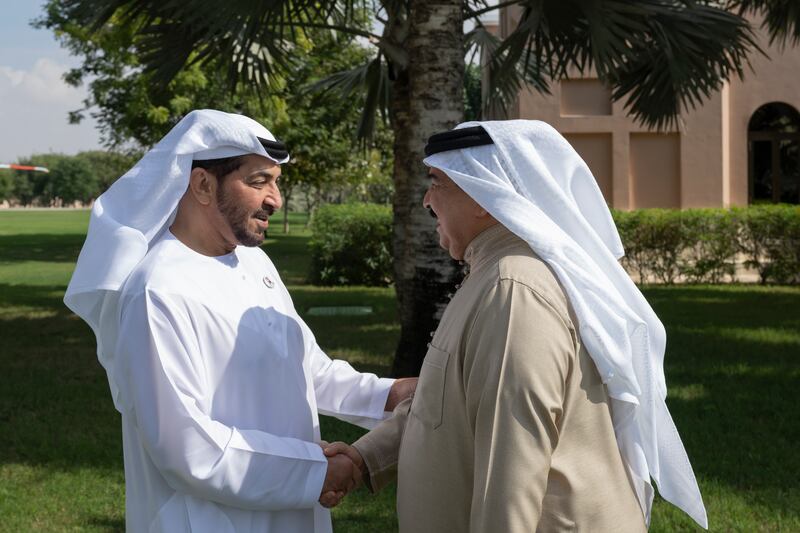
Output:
(0, 209), (798, 532)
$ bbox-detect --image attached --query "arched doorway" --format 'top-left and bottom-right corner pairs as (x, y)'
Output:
(748, 102), (800, 204)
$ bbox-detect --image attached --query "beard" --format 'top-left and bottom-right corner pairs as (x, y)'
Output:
(216, 186), (274, 247)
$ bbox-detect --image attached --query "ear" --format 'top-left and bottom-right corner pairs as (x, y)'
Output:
(188, 167), (217, 206)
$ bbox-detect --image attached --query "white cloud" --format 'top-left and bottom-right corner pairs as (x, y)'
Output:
(0, 57), (101, 162)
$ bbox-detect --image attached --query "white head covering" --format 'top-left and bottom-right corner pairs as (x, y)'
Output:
(64, 109), (289, 411)
(424, 120), (708, 529)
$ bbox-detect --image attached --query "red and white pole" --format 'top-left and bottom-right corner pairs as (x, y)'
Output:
(0, 164), (50, 173)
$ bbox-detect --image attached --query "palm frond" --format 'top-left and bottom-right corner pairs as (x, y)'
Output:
(481, 0), (760, 130)
(305, 55), (391, 142)
(59, 0), (367, 89)
(729, 0), (800, 47)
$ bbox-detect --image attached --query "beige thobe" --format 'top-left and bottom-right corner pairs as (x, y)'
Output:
(354, 224), (646, 532)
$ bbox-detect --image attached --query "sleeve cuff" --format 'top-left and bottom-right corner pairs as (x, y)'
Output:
(300, 443), (328, 507)
(352, 432), (398, 493)
(367, 377), (395, 419)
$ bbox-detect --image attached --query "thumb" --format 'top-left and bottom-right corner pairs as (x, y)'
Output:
(323, 441), (350, 457)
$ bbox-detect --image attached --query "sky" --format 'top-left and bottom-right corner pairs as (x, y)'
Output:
(0, 0), (102, 162)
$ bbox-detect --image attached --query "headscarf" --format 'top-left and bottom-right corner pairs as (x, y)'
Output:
(64, 109), (289, 412)
(423, 120), (707, 529)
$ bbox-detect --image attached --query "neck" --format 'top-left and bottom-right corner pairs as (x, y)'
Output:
(170, 197), (236, 256)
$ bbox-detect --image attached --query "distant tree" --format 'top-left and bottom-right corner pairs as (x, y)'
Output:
(15, 154), (70, 206)
(48, 157), (99, 204)
(0, 171), (13, 203)
(11, 170), (36, 207)
(13, 153), (100, 206)
(74, 150), (141, 191)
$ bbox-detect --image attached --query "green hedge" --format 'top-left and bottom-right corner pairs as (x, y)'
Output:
(612, 205), (800, 285)
(307, 204), (798, 286)
(308, 203), (393, 286)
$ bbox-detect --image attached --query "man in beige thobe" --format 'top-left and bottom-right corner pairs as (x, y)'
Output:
(325, 122), (707, 532)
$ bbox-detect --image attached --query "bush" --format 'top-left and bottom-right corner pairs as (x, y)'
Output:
(308, 203), (393, 286)
(613, 209), (689, 284)
(735, 205), (800, 284)
(681, 209), (739, 283)
(612, 206), (800, 285)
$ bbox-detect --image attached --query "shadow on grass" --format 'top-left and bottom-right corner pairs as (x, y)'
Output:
(0, 234), (87, 263)
(86, 516), (125, 532)
(0, 282), (122, 471)
(640, 286), (800, 518)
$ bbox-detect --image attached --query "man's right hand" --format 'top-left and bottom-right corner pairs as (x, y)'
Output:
(318, 442), (366, 508)
(319, 450), (361, 508)
(323, 442), (364, 472)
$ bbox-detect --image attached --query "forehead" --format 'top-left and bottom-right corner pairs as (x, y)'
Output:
(427, 167), (450, 180)
(238, 154), (281, 176)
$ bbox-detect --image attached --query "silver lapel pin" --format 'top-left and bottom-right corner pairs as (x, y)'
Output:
(262, 275), (275, 289)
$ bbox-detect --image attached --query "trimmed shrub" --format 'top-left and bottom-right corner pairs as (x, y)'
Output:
(735, 205), (800, 284)
(680, 209), (739, 283)
(308, 203), (393, 286)
(613, 209), (688, 284)
(613, 206), (800, 285)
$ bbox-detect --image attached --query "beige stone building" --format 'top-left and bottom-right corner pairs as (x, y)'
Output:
(487, 10), (800, 209)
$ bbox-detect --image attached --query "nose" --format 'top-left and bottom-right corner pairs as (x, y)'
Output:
(266, 183), (283, 212)
(422, 187), (431, 209)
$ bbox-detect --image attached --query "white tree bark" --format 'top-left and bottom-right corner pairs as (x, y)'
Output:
(390, 0), (465, 376)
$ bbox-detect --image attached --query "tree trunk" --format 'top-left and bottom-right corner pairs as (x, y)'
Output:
(390, 0), (465, 377)
(282, 185), (293, 234)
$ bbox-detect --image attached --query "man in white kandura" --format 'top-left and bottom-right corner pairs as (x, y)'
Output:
(64, 109), (415, 532)
(325, 121), (707, 531)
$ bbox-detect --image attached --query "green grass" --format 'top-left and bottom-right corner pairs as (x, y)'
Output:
(1, 210), (798, 532)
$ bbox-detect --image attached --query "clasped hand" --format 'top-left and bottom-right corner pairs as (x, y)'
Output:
(318, 441), (365, 508)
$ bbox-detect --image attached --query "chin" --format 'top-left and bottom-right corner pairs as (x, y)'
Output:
(235, 229), (265, 247)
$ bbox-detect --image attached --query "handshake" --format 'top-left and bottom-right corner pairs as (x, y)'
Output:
(318, 441), (365, 508)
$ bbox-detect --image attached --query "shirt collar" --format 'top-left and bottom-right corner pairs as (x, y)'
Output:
(463, 223), (526, 273)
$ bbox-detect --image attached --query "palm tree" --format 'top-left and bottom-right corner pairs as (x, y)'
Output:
(59, 0), (799, 376)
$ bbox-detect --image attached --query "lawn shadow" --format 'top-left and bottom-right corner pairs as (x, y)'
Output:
(0, 234), (87, 263)
(642, 286), (800, 517)
(0, 282), (122, 471)
(86, 515), (125, 532)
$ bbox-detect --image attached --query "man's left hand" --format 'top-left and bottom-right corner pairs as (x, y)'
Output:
(384, 377), (418, 411)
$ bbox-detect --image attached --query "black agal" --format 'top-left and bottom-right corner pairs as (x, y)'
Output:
(424, 126), (494, 156)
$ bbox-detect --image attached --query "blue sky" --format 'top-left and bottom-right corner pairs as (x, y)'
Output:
(0, 0), (101, 162)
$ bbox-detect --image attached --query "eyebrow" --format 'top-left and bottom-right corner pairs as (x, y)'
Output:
(245, 170), (278, 180)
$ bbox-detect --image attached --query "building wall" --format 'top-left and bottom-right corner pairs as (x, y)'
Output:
(728, 33), (800, 205)
(494, 8), (800, 209)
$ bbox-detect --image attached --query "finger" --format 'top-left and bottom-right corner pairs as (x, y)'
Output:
(323, 442), (349, 456)
(319, 491), (344, 508)
(318, 440), (330, 449)
(319, 496), (335, 508)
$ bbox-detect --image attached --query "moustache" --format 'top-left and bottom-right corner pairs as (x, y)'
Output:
(254, 205), (276, 219)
